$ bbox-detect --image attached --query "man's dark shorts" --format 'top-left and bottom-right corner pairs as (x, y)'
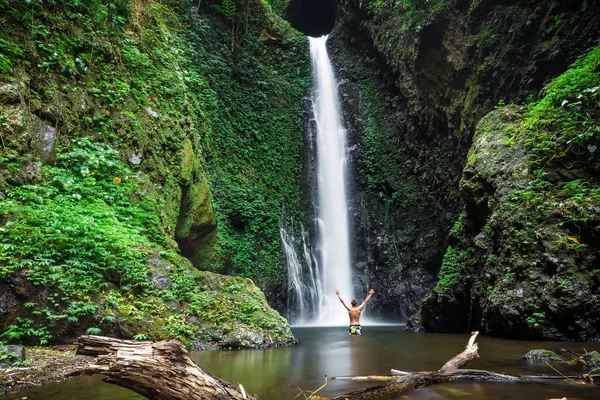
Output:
(349, 325), (362, 335)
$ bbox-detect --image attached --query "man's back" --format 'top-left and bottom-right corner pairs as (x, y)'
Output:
(348, 307), (362, 325)
(336, 288), (375, 326)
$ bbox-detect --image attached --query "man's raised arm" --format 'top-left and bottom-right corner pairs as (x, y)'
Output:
(335, 289), (350, 310)
(357, 289), (375, 310)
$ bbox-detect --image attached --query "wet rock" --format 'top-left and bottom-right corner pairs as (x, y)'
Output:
(191, 339), (219, 351)
(405, 311), (424, 332)
(0, 83), (19, 104)
(31, 116), (56, 162)
(221, 330), (266, 349)
(522, 349), (562, 362)
(148, 257), (172, 291)
(0, 280), (24, 329)
(165, 299), (180, 312)
(0, 345), (25, 368)
(128, 152), (143, 165)
(14, 161), (43, 185)
(580, 351), (600, 369)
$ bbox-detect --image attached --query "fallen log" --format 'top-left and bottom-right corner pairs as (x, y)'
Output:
(330, 331), (597, 400)
(69, 335), (256, 400)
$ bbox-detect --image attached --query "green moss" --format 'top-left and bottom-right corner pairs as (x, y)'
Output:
(449, 211), (467, 235)
(517, 44), (599, 163)
(367, 0), (449, 32)
(504, 44), (600, 236)
(0, 0), (307, 345)
(175, 175), (216, 242)
(358, 79), (426, 211)
(436, 246), (474, 291)
(180, 139), (197, 186)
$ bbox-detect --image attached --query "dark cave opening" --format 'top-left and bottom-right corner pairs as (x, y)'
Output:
(285, 0), (336, 37)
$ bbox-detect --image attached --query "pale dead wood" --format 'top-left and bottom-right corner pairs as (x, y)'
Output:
(69, 335), (256, 400)
(439, 331), (480, 372)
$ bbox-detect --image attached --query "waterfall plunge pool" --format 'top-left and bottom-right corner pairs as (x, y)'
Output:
(3, 326), (600, 400)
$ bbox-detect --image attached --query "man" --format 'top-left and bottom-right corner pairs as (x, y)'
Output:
(335, 288), (375, 335)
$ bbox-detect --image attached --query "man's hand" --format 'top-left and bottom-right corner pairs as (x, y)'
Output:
(369, 289), (375, 295)
(335, 289), (340, 295)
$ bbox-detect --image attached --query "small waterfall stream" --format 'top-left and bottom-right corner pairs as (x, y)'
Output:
(281, 222), (321, 323)
(284, 35), (355, 326)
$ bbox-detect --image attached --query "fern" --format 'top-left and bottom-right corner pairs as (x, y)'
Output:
(214, 0), (236, 21)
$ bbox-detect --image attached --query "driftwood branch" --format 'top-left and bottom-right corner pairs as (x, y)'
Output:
(329, 371), (599, 383)
(439, 331), (480, 371)
(332, 331), (596, 400)
(69, 335), (256, 400)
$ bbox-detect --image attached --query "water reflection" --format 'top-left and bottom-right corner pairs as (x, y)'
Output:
(1, 376), (142, 400)
(3, 326), (600, 400)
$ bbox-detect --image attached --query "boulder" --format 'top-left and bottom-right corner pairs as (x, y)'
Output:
(522, 349), (563, 363)
(0, 345), (25, 368)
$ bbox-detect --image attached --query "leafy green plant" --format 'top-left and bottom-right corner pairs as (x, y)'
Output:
(215, 0), (237, 21)
(86, 327), (102, 335)
(0, 351), (15, 361)
(133, 333), (148, 341)
(0, 318), (52, 345)
(0, 38), (22, 74)
(526, 312), (546, 329)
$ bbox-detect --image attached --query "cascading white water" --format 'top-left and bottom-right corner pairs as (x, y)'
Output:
(309, 35), (354, 325)
(283, 35), (355, 326)
(281, 222), (322, 324)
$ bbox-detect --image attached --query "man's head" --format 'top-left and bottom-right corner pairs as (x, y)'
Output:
(351, 299), (357, 307)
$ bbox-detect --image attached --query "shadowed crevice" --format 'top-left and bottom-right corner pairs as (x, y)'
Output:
(286, 0), (336, 37)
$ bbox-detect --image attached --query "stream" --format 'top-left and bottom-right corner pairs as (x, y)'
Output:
(3, 326), (600, 399)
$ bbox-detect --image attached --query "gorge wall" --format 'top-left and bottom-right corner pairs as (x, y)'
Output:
(0, 0), (310, 347)
(325, 0), (599, 339)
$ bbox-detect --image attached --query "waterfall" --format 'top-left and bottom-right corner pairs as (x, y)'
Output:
(284, 35), (354, 326)
(310, 35), (354, 325)
(281, 222), (321, 323)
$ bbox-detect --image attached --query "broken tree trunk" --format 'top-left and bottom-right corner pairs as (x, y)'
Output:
(70, 335), (256, 400)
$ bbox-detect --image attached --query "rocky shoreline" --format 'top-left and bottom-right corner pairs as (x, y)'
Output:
(0, 346), (92, 397)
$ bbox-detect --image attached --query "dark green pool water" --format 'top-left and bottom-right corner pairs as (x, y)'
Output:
(3, 326), (600, 399)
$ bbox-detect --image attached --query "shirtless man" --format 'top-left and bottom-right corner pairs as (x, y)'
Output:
(335, 288), (375, 335)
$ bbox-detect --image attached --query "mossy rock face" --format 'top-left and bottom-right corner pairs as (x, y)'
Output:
(328, 0), (600, 323)
(179, 139), (198, 187)
(175, 173), (217, 265)
(405, 310), (423, 333)
(0, 0), (307, 347)
(418, 87), (599, 339)
(0, 253), (295, 349)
